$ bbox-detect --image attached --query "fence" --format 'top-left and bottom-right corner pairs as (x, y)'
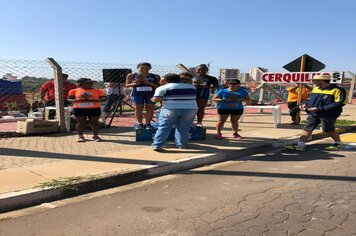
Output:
(0, 58), (223, 136)
(0, 58), (355, 137)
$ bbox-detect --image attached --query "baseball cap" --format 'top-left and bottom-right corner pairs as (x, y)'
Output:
(312, 74), (331, 81)
(77, 78), (94, 83)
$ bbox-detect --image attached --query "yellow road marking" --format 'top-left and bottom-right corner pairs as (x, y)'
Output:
(341, 133), (356, 143)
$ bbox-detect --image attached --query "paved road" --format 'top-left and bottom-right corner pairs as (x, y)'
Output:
(1, 139), (355, 236)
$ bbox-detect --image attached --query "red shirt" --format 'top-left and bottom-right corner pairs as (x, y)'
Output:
(39, 80), (77, 101)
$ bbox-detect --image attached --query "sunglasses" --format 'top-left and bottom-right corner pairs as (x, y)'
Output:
(228, 83), (239, 85)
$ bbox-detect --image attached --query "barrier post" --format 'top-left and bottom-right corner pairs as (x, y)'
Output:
(45, 58), (66, 132)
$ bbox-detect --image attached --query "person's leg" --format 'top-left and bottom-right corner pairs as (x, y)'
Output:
(284, 115), (320, 150)
(216, 113), (229, 136)
(299, 130), (313, 143)
(145, 103), (155, 125)
(135, 104), (144, 124)
(288, 102), (298, 123)
(327, 131), (341, 142)
(75, 116), (87, 139)
(295, 115), (319, 145)
(131, 96), (144, 126)
(322, 117), (341, 143)
(230, 115), (242, 134)
(152, 109), (178, 150)
(196, 98), (208, 125)
(175, 109), (198, 148)
(89, 116), (100, 136)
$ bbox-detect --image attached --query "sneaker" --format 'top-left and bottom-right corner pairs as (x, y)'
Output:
(196, 123), (203, 128)
(146, 124), (154, 130)
(325, 143), (345, 150)
(77, 137), (86, 142)
(92, 136), (102, 142)
(233, 133), (242, 139)
(152, 147), (163, 152)
(136, 124), (145, 129)
(283, 144), (305, 151)
(215, 133), (223, 139)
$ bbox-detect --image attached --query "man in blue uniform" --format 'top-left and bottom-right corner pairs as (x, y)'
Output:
(284, 74), (347, 151)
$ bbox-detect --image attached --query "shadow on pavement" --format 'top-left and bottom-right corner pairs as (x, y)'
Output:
(250, 144), (345, 162)
(0, 148), (163, 165)
(189, 169), (356, 182)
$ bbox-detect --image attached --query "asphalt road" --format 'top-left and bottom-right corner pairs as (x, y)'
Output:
(1, 139), (355, 236)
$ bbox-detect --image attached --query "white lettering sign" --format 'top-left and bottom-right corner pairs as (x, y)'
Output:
(261, 72), (343, 84)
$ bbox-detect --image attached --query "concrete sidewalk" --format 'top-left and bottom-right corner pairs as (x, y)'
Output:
(0, 105), (355, 213)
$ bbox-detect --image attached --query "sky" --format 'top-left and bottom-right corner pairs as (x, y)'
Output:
(0, 0), (355, 73)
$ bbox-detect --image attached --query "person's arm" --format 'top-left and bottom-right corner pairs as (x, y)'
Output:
(99, 96), (107, 102)
(39, 83), (48, 100)
(67, 95), (76, 103)
(142, 74), (160, 88)
(151, 86), (165, 103)
(125, 73), (138, 87)
(243, 95), (251, 105)
(212, 94), (222, 102)
(151, 96), (162, 103)
(211, 77), (219, 93)
(97, 89), (107, 102)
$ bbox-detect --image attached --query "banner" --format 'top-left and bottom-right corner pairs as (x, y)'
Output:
(261, 72), (343, 84)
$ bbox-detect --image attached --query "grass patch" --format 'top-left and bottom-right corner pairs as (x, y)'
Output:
(37, 175), (96, 191)
(335, 119), (356, 126)
(301, 119), (356, 127)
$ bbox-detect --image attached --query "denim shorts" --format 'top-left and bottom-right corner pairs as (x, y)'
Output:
(131, 96), (155, 105)
(304, 115), (337, 132)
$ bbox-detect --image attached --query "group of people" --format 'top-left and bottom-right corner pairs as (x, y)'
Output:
(38, 64), (347, 151)
(122, 63), (251, 151)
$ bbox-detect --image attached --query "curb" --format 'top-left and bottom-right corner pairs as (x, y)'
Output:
(0, 125), (355, 213)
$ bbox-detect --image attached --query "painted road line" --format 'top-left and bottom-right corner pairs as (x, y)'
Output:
(341, 133), (356, 143)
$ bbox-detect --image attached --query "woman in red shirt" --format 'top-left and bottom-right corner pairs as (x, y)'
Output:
(68, 78), (107, 142)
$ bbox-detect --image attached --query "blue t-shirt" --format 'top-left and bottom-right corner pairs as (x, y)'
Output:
(216, 88), (248, 110)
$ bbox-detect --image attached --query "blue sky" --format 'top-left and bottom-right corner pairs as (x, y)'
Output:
(0, 0), (355, 73)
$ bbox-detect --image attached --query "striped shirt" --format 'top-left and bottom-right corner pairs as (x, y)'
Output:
(153, 83), (198, 109)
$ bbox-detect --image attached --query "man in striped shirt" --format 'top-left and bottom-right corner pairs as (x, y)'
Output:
(151, 73), (198, 151)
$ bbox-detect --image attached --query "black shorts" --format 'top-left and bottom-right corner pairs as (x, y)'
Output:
(73, 108), (101, 117)
(303, 115), (337, 132)
(218, 109), (244, 116)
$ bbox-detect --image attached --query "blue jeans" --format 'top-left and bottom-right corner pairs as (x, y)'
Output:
(152, 108), (198, 149)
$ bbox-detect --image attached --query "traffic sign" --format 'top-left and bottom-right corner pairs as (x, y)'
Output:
(283, 54), (325, 72)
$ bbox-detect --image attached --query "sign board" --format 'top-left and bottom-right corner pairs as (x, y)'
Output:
(261, 72), (343, 84)
(283, 54), (325, 72)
